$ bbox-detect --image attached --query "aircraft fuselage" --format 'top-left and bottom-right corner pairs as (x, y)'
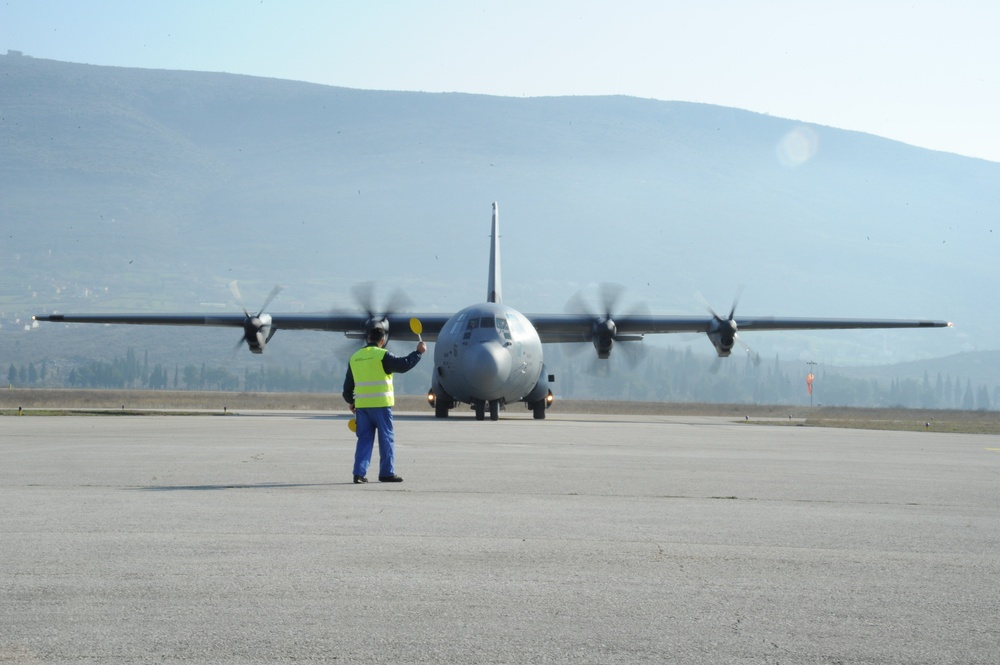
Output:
(433, 302), (544, 407)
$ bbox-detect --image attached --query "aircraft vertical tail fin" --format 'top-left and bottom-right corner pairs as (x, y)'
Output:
(487, 202), (502, 304)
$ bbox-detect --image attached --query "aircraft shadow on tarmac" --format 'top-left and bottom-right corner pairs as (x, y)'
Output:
(133, 482), (345, 491)
(302, 412), (673, 425)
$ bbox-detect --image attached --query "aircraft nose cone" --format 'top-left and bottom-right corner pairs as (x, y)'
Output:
(462, 341), (512, 397)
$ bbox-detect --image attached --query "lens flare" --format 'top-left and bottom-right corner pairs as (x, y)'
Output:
(776, 125), (819, 166)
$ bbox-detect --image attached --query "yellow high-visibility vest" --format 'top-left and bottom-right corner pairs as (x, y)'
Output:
(350, 346), (394, 408)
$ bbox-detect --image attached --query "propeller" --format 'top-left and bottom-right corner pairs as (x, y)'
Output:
(341, 281), (414, 344)
(230, 281), (284, 354)
(565, 283), (649, 368)
(700, 288), (760, 367)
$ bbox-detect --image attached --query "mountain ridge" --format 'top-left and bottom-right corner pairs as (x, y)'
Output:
(1, 53), (994, 388)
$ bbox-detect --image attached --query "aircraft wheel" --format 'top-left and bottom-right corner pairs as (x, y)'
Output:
(474, 401), (485, 421)
(435, 401), (450, 418)
(532, 400), (546, 420)
(489, 400), (499, 421)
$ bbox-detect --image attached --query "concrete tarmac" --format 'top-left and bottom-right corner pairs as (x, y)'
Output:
(2, 410), (999, 664)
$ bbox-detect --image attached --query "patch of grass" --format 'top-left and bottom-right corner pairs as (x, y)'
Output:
(3, 390), (1000, 434)
(748, 418), (1000, 435)
(808, 418), (1000, 435)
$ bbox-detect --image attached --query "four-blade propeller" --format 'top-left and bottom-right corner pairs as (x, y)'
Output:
(230, 281), (283, 354)
(701, 289), (760, 370)
(346, 281), (413, 342)
(565, 283), (649, 369)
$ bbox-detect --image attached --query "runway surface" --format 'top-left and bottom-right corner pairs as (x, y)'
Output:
(2, 410), (999, 664)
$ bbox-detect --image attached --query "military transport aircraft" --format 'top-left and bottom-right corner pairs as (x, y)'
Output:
(34, 202), (951, 421)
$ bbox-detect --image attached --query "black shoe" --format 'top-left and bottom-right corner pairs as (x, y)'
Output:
(353, 475), (368, 484)
(378, 474), (403, 483)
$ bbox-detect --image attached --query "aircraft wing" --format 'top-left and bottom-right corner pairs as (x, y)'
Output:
(526, 314), (951, 343)
(33, 312), (455, 342)
(272, 313), (453, 341)
(35, 313), (249, 327)
(35, 311), (951, 341)
(706, 316), (952, 332)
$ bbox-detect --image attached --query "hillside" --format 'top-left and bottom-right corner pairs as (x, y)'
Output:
(2, 53), (997, 401)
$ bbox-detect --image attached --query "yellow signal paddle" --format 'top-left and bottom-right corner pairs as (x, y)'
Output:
(348, 418), (357, 432)
(409, 317), (423, 342)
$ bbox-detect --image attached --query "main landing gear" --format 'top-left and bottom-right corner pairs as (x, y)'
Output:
(530, 399), (546, 420)
(428, 388), (454, 418)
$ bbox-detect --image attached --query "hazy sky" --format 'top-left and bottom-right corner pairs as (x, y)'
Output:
(3, 0), (999, 163)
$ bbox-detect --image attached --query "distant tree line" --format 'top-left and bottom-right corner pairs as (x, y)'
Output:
(5, 349), (343, 394)
(5, 346), (999, 411)
(546, 346), (998, 411)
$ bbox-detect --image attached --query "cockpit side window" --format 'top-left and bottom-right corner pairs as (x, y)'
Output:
(448, 312), (468, 335)
(496, 317), (512, 340)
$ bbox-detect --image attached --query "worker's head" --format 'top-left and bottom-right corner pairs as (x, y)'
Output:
(366, 327), (386, 346)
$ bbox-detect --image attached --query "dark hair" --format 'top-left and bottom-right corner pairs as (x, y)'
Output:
(366, 327), (385, 344)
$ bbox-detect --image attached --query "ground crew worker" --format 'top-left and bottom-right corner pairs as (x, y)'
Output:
(343, 326), (426, 483)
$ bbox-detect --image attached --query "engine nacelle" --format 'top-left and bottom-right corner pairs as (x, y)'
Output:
(706, 318), (737, 358)
(363, 316), (391, 342)
(347, 317), (390, 343)
(592, 319), (616, 359)
(242, 314), (273, 354)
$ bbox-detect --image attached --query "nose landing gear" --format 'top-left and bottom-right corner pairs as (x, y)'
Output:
(473, 399), (502, 421)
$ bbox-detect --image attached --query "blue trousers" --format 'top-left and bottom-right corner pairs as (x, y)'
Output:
(352, 406), (395, 478)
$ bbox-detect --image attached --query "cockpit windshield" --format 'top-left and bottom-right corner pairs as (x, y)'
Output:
(464, 315), (512, 340)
